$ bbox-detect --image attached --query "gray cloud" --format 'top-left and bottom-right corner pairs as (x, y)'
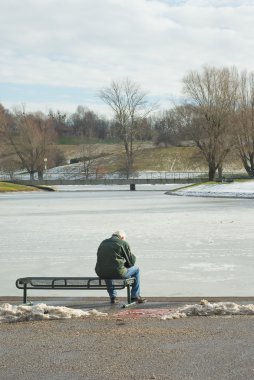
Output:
(0, 0), (254, 113)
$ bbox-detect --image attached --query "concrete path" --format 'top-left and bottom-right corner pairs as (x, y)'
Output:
(0, 297), (254, 380)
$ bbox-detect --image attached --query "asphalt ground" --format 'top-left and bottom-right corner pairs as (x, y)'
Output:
(0, 297), (254, 380)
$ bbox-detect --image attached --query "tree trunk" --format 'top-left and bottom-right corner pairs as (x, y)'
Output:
(125, 157), (133, 179)
(38, 171), (43, 180)
(217, 164), (223, 181)
(244, 164), (254, 177)
(208, 165), (216, 181)
(240, 154), (254, 177)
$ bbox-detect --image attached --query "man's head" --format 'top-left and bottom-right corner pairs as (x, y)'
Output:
(112, 231), (126, 240)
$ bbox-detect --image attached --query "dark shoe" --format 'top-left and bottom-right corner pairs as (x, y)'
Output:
(131, 297), (147, 304)
(110, 297), (119, 304)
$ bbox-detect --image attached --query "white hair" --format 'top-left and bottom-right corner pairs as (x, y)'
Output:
(112, 230), (126, 240)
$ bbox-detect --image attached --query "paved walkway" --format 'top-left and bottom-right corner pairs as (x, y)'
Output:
(0, 297), (254, 380)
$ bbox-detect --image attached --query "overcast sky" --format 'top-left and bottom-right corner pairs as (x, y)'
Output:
(1, 0), (254, 117)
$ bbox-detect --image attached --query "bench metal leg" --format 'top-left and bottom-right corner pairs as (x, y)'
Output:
(23, 284), (27, 304)
(122, 283), (137, 308)
(127, 284), (131, 304)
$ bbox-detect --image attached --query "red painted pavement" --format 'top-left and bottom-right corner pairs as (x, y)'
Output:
(114, 308), (177, 319)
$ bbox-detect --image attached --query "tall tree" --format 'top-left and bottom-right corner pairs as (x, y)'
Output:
(69, 106), (109, 140)
(2, 109), (58, 180)
(0, 105), (19, 178)
(233, 70), (254, 176)
(153, 109), (181, 147)
(182, 66), (238, 180)
(100, 78), (153, 178)
(48, 110), (68, 137)
(0, 104), (11, 143)
(79, 143), (101, 179)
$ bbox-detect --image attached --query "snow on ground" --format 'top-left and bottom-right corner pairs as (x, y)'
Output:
(116, 300), (254, 320)
(1, 300), (254, 323)
(161, 299), (254, 320)
(0, 303), (107, 323)
(171, 180), (254, 198)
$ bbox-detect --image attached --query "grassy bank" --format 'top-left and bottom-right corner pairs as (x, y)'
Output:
(59, 143), (244, 173)
(0, 182), (39, 192)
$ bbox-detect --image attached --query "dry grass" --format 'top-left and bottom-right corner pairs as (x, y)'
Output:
(0, 143), (244, 179)
(133, 146), (207, 171)
(0, 182), (38, 192)
(58, 143), (125, 159)
(59, 143), (244, 173)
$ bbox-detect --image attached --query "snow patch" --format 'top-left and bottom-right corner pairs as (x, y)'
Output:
(161, 299), (254, 320)
(0, 303), (108, 323)
(172, 181), (254, 198)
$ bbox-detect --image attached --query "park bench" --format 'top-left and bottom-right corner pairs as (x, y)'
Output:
(16, 277), (135, 307)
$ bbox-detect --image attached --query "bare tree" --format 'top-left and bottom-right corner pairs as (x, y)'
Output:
(0, 104), (11, 142)
(233, 71), (254, 176)
(0, 105), (17, 178)
(65, 106), (109, 141)
(79, 143), (101, 179)
(48, 110), (68, 137)
(2, 109), (58, 180)
(0, 149), (21, 180)
(153, 109), (182, 147)
(100, 78), (153, 178)
(182, 66), (238, 180)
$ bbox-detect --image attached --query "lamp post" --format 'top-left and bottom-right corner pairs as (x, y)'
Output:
(44, 157), (48, 182)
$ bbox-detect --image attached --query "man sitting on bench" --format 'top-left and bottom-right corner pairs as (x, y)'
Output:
(95, 230), (147, 304)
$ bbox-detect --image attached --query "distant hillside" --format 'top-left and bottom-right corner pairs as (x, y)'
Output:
(58, 143), (244, 173)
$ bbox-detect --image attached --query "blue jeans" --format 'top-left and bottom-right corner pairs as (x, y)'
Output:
(105, 265), (141, 299)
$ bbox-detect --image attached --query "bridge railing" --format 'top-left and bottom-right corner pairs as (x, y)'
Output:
(0, 170), (249, 185)
(0, 170), (208, 181)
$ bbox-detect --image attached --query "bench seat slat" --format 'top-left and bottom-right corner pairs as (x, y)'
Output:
(16, 277), (135, 305)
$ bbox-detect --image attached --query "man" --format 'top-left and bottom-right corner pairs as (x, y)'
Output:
(95, 231), (146, 304)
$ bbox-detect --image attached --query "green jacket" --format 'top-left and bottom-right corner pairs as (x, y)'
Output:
(95, 235), (136, 278)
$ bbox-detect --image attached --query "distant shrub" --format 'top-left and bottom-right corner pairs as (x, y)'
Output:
(70, 158), (80, 164)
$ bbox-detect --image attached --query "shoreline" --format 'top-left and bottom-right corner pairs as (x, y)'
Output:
(1, 296), (254, 302)
(167, 179), (254, 198)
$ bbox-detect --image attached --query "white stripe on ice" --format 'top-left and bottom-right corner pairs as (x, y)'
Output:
(0, 303), (108, 323)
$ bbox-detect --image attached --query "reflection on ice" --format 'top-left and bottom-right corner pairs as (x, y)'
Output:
(180, 263), (236, 272)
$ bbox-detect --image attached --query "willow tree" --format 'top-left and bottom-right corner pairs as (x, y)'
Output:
(100, 78), (152, 178)
(182, 66), (238, 180)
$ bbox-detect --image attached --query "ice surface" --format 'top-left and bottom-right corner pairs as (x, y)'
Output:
(1, 187), (254, 297)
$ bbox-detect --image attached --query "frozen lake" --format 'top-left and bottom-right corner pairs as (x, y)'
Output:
(0, 186), (253, 297)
